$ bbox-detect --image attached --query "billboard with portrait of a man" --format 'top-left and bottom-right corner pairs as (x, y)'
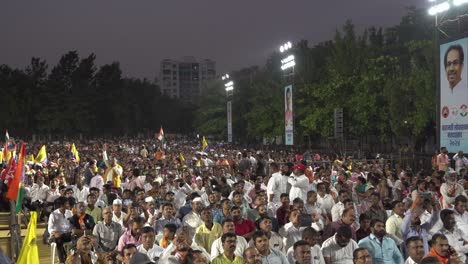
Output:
(440, 38), (468, 153)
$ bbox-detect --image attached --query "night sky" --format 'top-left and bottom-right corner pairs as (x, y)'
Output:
(2, 0), (426, 80)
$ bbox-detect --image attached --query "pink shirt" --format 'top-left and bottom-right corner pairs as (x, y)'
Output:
(437, 153), (449, 171)
(117, 228), (141, 251)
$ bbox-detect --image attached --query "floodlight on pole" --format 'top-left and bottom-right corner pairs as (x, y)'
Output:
(428, 1), (450, 15)
(279, 41), (292, 53)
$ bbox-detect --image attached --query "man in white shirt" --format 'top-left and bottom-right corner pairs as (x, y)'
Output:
(321, 225), (358, 264)
(137, 226), (163, 262)
(72, 178), (90, 203)
(316, 182), (335, 215)
(331, 190), (350, 222)
(182, 197), (204, 238)
(453, 195), (468, 237)
(434, 209), (468, 262)
(453, 151), (468, 173)
(404, 236), (425, 264)
(288, 163), (309, 203)
(89, 168), (105, 192)
(210, 218), (248, 261)
(287, 227), (325, 264)
(267, 162), (288, 206)
(112, 199), (127, 228)
(48, 196), (73, 264)
(386, 200), (405, 242)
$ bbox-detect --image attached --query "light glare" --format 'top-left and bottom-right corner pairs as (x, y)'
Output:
(281, 60), (296, 70)
(224, 81), (234, 87)
(454, 0), (468, 6)
(428, 1), (450, 15)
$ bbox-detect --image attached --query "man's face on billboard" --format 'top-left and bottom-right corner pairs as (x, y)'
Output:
(446, 48), (463, 88)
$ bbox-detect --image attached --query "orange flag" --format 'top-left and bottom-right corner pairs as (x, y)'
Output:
(6, 141), (24, 201)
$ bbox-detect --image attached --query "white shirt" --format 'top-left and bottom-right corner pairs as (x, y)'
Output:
(279, 222), (306, 250)
(405, 257), (418, 264)
(137, 243), (164, 262)
(436, 227), (468, 262)
(112, 211), (127, 228)
(72, 186), (90, 203)
(248, 232), (285, 253)
(321, 235), (358, 264)
(317, 193), (335, 213)
(331, 202), (345, 222)
(288, 174), (309, 203)
(30, 183), (49, 202)
(440, 182), (466, 208)
(89, 174), (104, 191)
(267, 172), (288, 205)
(182, 210), (203, 238)
(386, 213), (404, 240)
(210, 235), (248, 261)
(287, 244), (325, 264)
(48, 209), (73, 234)
(453, 153), (468, 173)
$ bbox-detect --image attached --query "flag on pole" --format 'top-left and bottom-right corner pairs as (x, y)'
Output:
(6, 141), (24, 202)
(157, 127), (165, 142)
(70, 143), (80, 162)
(34, 145), (47, 164)
(0, 157), (16, 184)
(201, 136), (209, 152)
(179, 153), (187, 169)
(16, 211), (39, 264)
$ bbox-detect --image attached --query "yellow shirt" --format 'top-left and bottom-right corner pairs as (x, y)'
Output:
(194, 222), (223, 252)
(212, 254), (245, 264)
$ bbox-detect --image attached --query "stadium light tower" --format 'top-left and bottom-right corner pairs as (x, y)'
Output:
(222, 74), (233, 143)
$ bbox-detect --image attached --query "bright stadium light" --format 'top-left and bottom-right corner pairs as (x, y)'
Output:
(225, 86), (234, 92)
(454, 0), (468, 6)
(224, 81), (233, 87)
(428, 1), (450, 15)
(281, 60), (296, 70)
(279, 41), (292, 53)
(281, 55), (295, 64)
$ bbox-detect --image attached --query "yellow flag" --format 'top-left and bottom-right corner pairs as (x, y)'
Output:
(179, 153), (187, 169)
(71, 143), (80, 162)
(34, 145), (47, 164)
(201, 136), (208, 152)
(17, 211), (39, 264)
(26, 154), (35, 163)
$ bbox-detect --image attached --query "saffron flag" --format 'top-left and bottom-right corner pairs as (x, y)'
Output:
(201, 136), (209, 152)
(16, 211), (39, 264)
(70, 143), (80, 162)
(34, 145), (47, 164)
(6, 141), (24, 201)
(157, 127), (165, 142)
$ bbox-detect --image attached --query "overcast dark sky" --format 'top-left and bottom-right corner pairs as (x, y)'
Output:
(1, 0), (426, 80)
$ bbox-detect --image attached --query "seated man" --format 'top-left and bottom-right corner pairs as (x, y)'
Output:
(93, 207), (123, 254)
(137, 226), (163, 262)
(405, 236), (425, 264)
(48, 196), (73, 264)
(358, 218), (404, 264)
(68, 201), (95, 242)
(425, 234), (462, 264)
(321, 225), (358, 264)
(353, 247), (372, 264)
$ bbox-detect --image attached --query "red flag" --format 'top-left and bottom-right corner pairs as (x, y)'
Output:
(0, 157), (16, 184)
(6, 142), (24, 201)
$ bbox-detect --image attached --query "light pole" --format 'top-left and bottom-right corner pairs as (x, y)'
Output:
(222, 74), (234, 143)
(280, 41), (295, 146)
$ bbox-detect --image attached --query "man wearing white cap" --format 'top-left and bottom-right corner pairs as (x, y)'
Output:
(112, 199), (127, 228)
(142, 196), (159, 226)
(182, 197), (204, 238)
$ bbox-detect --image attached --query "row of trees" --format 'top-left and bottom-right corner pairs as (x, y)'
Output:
(195, 8), (438, 151)
(0, 52), (195, 137)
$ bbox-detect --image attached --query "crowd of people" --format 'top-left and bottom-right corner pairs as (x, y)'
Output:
(2, 137), (468, 264)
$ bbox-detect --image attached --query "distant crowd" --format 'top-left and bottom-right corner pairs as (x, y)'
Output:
(1, 137), (468, 264)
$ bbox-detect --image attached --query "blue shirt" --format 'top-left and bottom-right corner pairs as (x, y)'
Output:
(358, 234), (404, 264)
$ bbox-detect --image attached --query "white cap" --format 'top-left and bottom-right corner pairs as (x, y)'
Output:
(145, 197), (155, 203)
(192, 197), (202, 203)
(113, 199), (122, 205)
(196, 176), (203, 181)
